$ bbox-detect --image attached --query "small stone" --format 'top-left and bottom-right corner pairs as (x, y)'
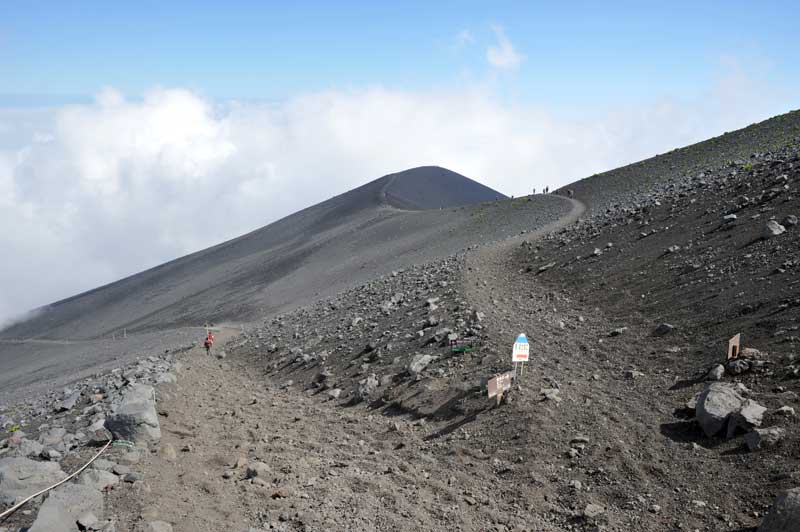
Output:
(609, 327), (627, 337)
(652, 323), (674, 336)
(408, 354), (435, 375)
(782, 214), (798, 227)
(123, 472), (143, 483)
(707, 364), (725, 381)
(726, 358), (750, 375)
(77, 512), (99, 530)
(540, 388), (561, 402)
(56, 392), (81, 412)
(159, 444), (177, 462)
(744, 427), (786, 451)
(776, 406), (795, 417)
(76, 468), (119, 490)
(156, 373), (177, 384)
(148, 522), (173, 532)
(246, 461), (270, 479)
(111, 464), (131, 476)
(583, 503), (605, 518)
(763, 220), (786, 239)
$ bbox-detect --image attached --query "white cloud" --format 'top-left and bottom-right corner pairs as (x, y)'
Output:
(0, 62), (796, 326)
(486, 25), (524, 70)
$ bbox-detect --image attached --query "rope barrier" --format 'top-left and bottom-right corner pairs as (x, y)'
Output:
(0, 438), (113, 522)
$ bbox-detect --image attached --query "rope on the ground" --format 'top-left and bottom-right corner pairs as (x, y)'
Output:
(0, 437), (113, 522)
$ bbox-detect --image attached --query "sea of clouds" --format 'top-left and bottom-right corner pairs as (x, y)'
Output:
(0, 63), (795, 327)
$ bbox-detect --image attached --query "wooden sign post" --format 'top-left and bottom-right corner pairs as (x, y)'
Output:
(727, 333), (741, 360)
(488, 372), (513, 406)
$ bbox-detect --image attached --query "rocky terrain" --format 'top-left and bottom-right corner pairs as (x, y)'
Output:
(3, 109), (800, 531)
(0, 339), (188, 531)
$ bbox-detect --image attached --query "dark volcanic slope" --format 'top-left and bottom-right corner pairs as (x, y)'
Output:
(0, 166), (527, 341)
(381, 166), (506, 209)
(559, 109), (800, 212)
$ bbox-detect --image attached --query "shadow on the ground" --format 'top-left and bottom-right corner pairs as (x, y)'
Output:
(669, 374), (706, 391)
(659, 420), (708, 445)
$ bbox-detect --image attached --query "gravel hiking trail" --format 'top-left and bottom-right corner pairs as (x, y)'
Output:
(106, 194), (772, 531)
(106, 200), (586, 532)
(110, 328), (564, 531)
(108, 195), (764, 531)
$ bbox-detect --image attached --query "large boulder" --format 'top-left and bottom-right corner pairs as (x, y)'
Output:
(0, 457), (64, 505)
(105, 384), (161, 443)
(28, 483), (103, 532)
(696, 383), (744, 437)
(759, 488), (800, 531)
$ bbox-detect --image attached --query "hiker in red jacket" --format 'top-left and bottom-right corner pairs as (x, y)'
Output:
(204, 332), (214, 355)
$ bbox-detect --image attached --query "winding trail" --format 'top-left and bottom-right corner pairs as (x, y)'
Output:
(463, 197), (585, 336)
(106, 198), (590, 532)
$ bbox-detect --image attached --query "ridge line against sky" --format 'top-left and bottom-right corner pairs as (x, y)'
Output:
(1, 1), (799, 325)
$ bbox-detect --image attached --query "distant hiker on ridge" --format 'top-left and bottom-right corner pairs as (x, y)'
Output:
(204, 331), (214, 355)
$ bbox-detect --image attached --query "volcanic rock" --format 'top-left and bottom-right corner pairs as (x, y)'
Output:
(28, 483), (103, 532)
(695, 383), (744, 437)
(760, 487), (800, 531)
(104, 384), (161, 443)
(745, 427), (786, 451)
(763, 220), (786, 239)
(0, 456), (64, 505)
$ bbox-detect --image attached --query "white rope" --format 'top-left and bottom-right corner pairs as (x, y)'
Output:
(0, 438), (113, 521)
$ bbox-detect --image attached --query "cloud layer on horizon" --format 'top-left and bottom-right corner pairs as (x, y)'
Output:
(0, 65), (796, 328)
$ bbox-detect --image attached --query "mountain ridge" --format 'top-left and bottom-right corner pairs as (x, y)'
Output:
(0, 165), (515, 340)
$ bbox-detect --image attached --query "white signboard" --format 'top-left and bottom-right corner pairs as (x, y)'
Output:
(512, 334), (530, 362)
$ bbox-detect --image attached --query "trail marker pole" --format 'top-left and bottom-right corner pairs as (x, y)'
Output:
(512, 334), (530, 377)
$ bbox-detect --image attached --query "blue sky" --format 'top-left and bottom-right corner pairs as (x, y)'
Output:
(2, 1), (798, 106)
(1, 1), (800, 323)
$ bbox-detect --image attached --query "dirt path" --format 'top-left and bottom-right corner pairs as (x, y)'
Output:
(111, 328), (563, 531)
(108, 199), (618, 532)
(458, 195), (771, 531)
